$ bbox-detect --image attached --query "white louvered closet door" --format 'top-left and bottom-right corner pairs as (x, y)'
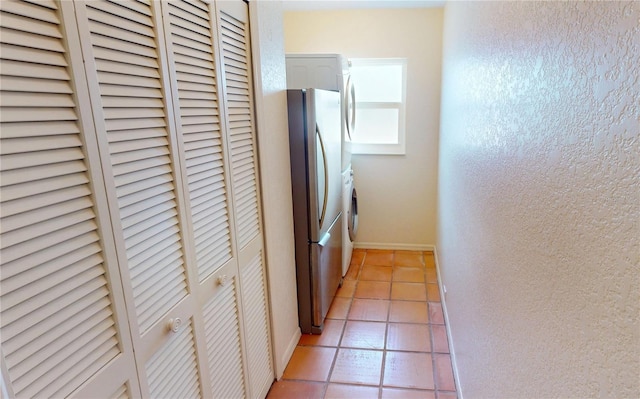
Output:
(159, 0), (249, 398)
(216, 2), (275, 398)
(72, 1), (209, 397)
(0, 1), (139, 398)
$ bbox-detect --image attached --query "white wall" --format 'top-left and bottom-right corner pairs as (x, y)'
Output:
(284, 8), (443, 249)
(439, 2), (640, 398)
(250, 1), (300, 379)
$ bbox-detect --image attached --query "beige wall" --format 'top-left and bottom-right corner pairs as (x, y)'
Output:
(250, 1), (300, 378)
(439, 2), (640, 398)
(284, 8), (443, 249)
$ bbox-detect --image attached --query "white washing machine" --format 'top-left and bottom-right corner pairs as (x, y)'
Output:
(341, 165), (358, 276)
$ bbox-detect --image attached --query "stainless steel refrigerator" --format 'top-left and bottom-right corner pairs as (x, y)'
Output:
(287, 89), (343, 334)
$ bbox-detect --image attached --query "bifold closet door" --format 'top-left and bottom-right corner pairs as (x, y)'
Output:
(72, 1), (210, 397)
(160, 0), (249, 397)
(0, 1), (139, 398)
(1, 0), (274, 397)
(216, 2), (274, 398)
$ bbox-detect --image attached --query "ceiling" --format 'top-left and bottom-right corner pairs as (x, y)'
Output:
(281, 0), (445, 11)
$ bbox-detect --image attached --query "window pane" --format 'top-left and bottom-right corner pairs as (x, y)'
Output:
(351, 64), (403, 102)
(352, 108), (399, 144)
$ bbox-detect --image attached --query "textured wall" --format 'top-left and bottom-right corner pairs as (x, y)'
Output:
(439, 1), (639, 398)
(284, 8), (443, 249)
(249, 1), (301, 378)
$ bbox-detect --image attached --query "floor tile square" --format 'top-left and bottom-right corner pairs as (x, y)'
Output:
(282, 346), (336, 381)
(363, 251), (394, 266)
(341, 321), (386, 350)
(266, 380), (325, 399)
(391, 282), (427, 301)
(389, 301), (429, 324)
(394, 251), (424, 267)
(360, 265), (393, 281)
(381, 387), (436, 399)
(336, 279), (357, 298)
(345, 263), (361, 280)
(427, 284), (441, 302)
(426, 268), (438, 283)
(298, 319), (344, 347)
(393, 267), (425, 283)
(326, 297), (351, 319)
(428, 303), (444, 325)
(431, 324), (450, 353)
(350, 249), (366, 266)
(434, 354), (456, 391)
(348, 298), (390, 322)
(386, 323), (431, 352)
(436, 391), (458, 399)
(355, 280), (391, 299)
(383, 351), (434, 389)
(330, 349), (383, 386)
(325, 383), (379, 399)
(424, 252), (436, 269)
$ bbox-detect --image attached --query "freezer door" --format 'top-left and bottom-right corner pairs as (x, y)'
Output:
(308, 213), (343, 333)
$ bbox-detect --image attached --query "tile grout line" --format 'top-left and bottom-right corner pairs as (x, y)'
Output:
(378, 250), (394, 399)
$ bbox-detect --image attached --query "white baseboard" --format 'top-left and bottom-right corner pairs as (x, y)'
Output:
(275, 327), (301, 380)
(353, 242), (435, 251)
(433, 247), (463, 398)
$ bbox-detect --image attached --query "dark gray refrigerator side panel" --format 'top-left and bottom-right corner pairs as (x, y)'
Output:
(287, 89), (313, 330)
(309, 213), (343, 333)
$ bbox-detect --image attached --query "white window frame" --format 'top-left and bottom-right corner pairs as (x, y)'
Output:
(349, 58), (407, 155)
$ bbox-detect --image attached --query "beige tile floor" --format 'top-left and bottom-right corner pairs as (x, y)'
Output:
(267, 249), (457, 399)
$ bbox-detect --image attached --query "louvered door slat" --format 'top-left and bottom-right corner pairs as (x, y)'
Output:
(169, 1), (207, 24)
(85, 0), (188, 334)
(170, 22), (211, 45)
(96, 60), (161, 80)
(0, 43), (67, 67)
(0, 26), (64, 51)
(0, 7), (126, 390)
(108, 128), (167, 146)
(2, 13), (62, 38)
(0, 59), (67, 81)
(167, 0), (232, 282)
(90, 35), (157, 59)
(86, 4), (153, 31)
(0, 0), (59, 24)
(105, 0), (151, 17)
(93, 46), (158, 69)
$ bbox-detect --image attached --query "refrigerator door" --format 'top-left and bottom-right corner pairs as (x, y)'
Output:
(308, 213), (343, 333)
(306, 89), (342, 242)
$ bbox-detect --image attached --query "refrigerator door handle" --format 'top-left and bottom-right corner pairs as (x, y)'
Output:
(318, 232), (331, 247)
(316, 123), (329, 228)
